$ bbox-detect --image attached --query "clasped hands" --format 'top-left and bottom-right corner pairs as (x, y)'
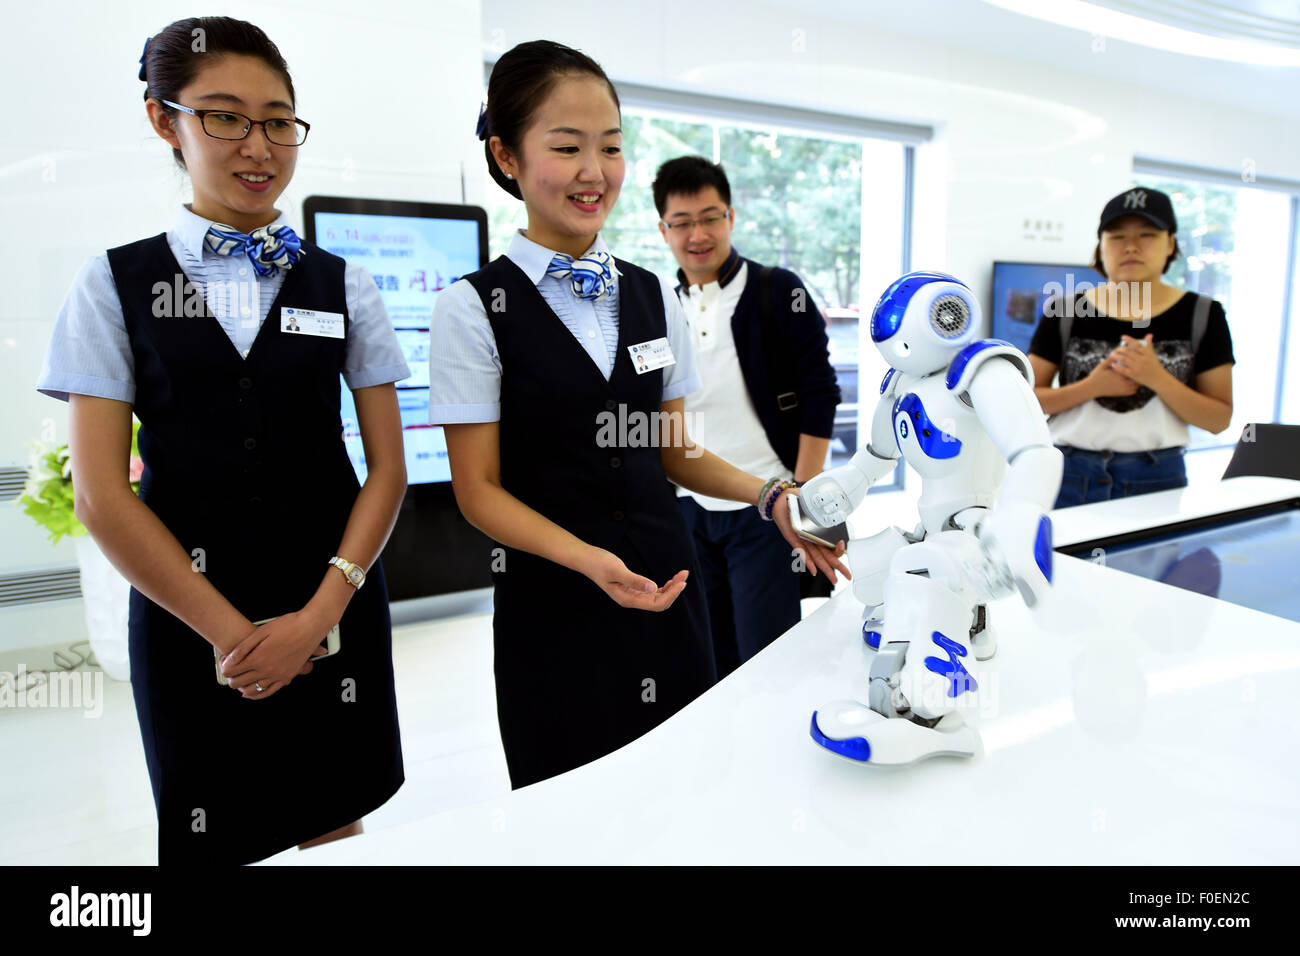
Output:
(218, 609), (334, 700)
(1088, 333), (1169, 396)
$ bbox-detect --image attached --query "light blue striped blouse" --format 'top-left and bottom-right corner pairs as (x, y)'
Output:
(35, 206), (411, 404)
(428, 230), (700, 424)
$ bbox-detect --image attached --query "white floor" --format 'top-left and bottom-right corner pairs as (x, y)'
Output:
(0, 597), (841, 865)
(0, 612), (512, 865)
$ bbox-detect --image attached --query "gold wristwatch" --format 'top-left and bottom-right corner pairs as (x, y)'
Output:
(329, 555), (366, 589)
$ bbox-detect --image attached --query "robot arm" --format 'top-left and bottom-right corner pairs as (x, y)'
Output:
(798, 376), (902, 528)
(962, 352), (1064, 607)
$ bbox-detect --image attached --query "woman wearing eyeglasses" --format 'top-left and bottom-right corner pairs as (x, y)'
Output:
(34, 17), (407, 864)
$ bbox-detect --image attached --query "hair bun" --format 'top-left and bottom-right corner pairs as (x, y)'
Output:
(138, 37), (151, 82)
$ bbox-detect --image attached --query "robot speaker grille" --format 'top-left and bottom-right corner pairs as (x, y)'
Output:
(930, 295), (969, 338)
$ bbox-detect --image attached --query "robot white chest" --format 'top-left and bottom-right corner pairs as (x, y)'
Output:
(891, 373), (982, 479)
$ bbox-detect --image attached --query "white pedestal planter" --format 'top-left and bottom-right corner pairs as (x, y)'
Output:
(73, 536), (131, 682)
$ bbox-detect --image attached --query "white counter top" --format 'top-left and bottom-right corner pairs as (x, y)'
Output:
(266, 476), (1300, 865)
(1050, 475), (1300, 549)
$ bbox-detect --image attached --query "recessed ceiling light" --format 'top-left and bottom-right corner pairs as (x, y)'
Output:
(983, 0), (1300, 67)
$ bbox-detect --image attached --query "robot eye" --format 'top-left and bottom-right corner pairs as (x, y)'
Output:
(930, 295), (970, 338)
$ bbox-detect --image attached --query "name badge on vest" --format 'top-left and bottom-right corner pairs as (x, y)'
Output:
(281, 307), (344, 338)
(629, 337), (675, 375)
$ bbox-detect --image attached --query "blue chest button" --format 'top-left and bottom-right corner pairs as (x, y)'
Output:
(894, 392), (961, 460)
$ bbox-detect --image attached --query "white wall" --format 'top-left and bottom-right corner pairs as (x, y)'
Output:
(0, 0), (483, 585)
(481, 0), (1299, 297)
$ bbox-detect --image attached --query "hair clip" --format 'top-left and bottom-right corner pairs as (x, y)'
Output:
(475, 101), (488, 141)
(138, 36), (151, 82)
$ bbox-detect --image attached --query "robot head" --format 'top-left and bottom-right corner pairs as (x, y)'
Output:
(869, 272), (981, 375)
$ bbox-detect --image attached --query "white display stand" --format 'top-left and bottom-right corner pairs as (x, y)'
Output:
(266, 477), (1300, 865)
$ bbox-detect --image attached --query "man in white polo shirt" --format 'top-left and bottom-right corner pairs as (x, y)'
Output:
(654, 156), (841, 679)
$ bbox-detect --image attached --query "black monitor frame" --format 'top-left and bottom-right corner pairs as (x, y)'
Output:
(302, 195), (495, 601)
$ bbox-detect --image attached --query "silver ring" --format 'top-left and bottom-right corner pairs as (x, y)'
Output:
(255, 681), (265, 692)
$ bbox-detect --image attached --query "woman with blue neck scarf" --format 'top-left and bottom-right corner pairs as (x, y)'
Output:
(35, 17), (407, 864)
(431, 40), (850, 789)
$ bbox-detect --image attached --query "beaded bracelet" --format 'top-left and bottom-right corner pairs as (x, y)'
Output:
(759, 479), (797, 522)
(756, 477), (781, 514)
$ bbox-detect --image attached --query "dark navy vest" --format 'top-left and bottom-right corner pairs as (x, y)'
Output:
(465, 256), (686, 576)
(107, 234), (364, 619)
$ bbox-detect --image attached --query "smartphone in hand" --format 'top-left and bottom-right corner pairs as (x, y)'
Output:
(786, 490), (851, 549)
(213, 617), (341, 685)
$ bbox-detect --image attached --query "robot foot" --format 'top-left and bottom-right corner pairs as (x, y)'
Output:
(810, 700), (977, 767)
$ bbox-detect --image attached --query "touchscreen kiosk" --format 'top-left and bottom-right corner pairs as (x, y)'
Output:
(303, 196), (492, 600)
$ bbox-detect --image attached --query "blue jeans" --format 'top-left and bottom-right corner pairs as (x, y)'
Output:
(1053, 445), (1188, 509)
(677, 496), (802, 680)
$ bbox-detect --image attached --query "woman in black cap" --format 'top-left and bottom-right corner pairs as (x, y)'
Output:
(1027, 187), (1235, 507)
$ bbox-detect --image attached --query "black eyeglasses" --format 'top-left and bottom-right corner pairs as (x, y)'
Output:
(662, 210), (731, 233)
(163, 100), (310, 146)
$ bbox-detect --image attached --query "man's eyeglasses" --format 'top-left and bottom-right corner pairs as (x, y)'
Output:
(662, 210), (731, 233)
(162, 100), (310, 146)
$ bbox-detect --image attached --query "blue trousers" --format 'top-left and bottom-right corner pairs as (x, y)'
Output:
(677, 496), (802, 680)
(1054, 444), (1188, 509)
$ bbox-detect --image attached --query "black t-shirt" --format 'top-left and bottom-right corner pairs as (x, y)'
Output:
(1028, 291), (1234, 414)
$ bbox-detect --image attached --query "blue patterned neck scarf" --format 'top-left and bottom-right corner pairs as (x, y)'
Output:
(205, 222), (304, 278)
(546, 250), (614, 300)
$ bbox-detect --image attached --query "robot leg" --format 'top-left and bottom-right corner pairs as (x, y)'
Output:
(970, 604), (996, 661)
(847, 526), (912, 651)
(810, 539), (981, 766)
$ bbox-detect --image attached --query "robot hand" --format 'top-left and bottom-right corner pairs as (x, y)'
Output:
(973, 499), (1054, 608)
(798, 465), (864, 527)
(799, 446), (898, 527)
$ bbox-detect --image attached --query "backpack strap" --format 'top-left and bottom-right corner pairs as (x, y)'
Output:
(1190, 292), (1211, 356)
(1058, 311), (1073, 363)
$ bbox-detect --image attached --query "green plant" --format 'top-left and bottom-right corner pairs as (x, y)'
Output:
(17, 420), (141, 545)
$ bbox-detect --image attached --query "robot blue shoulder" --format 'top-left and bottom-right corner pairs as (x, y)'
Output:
(944, 339), (1030, 393)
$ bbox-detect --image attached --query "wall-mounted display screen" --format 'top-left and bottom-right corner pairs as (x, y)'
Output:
(990, 261), (1104, 355)
(304, 198), (488, 486)
(302, 197), (491, 601)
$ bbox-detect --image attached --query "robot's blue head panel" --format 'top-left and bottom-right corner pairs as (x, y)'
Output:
(870, 271), (968, 343)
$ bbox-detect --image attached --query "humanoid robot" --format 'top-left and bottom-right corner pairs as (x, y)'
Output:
(794, 271), (1063, 766)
